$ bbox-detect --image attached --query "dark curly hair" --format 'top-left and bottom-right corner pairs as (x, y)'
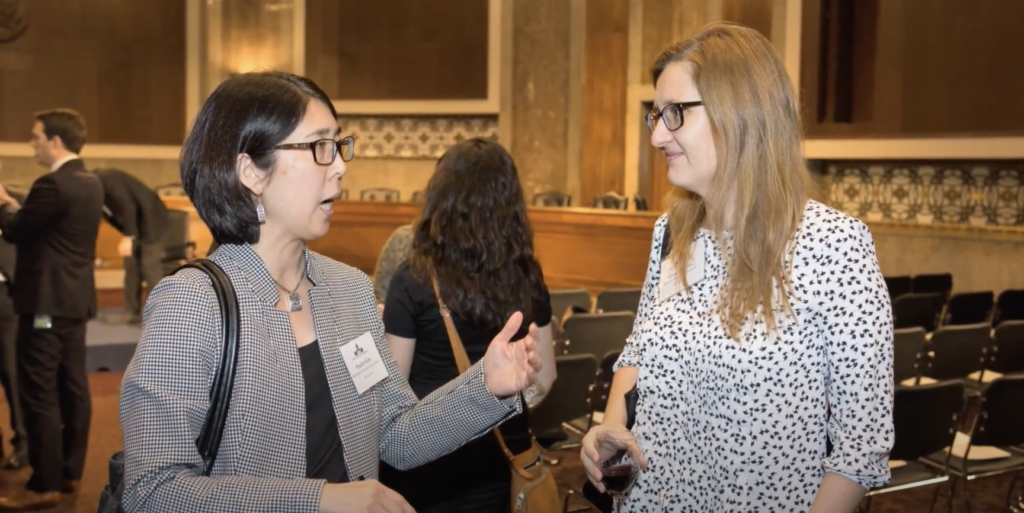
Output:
(409, 137), (547, 330)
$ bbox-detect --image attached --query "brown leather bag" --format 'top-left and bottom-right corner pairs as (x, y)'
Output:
(431, 277), (562, 513)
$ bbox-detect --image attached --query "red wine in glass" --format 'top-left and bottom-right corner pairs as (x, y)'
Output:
(600, 450), (641, 512)
(601, 463), (639, 495)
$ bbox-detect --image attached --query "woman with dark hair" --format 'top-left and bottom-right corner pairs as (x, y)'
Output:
(380, 137), (558, 513)
(118, 72), (543, 513)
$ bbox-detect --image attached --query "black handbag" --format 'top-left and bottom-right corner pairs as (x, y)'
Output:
(98, 259), (241, 513)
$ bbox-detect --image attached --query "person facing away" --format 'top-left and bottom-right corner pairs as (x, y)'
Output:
(581, 22), (894, 513)
(0, 184), (27, 472)
(378, 138), (558, 513)
(372, 223), (413, 306)
(93, 168), (170, 325)
(0, 109), (104, 511)
(118, 71), (544, 513)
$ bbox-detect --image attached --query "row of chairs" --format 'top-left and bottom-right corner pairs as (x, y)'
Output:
(862, 377), (1024, 512)
(532, 191), (652, 211)
(551, 288), (641, 319)
(545, 358), (1024, 513)
(162, 183), (425, 204)
(895, 322), (1024, 386)
(885, 273), (954, 301)
(894, 289), (1024, 332)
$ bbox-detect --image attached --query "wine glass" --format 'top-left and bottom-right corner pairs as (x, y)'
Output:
(600, 449), (641, 513)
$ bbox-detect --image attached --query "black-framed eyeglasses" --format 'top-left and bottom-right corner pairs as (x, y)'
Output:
(274, 136), (355, 165)
(646, 101), (703, 132)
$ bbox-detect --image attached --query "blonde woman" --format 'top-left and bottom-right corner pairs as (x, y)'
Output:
(581, 23), (893, 512)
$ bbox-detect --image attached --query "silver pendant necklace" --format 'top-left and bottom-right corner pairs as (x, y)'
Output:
(271, 256), (305, 312)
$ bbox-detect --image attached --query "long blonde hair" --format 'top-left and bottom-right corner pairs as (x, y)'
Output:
(654, 22), (813, 339)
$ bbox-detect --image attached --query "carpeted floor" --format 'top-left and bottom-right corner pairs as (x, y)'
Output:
(0, 372), (1017, 512)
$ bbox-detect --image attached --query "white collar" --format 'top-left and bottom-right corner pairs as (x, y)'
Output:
(50, 154), (80, 173)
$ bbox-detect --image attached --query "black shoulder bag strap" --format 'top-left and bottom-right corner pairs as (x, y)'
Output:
(171, 258), (241, 476)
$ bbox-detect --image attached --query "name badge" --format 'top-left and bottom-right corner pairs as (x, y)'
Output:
(339, 332), (388, 395)
(33, 315), (53, 330)
(658, 237), (705, 304)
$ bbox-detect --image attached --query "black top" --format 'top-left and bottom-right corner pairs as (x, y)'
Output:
(94, 168), (170, 243)
(380, 262), (552, 510)
(0, 159), (104, 319)
(298, 341), (349, 483)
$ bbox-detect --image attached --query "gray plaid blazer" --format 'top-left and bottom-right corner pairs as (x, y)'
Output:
(119, 243), (520, 512)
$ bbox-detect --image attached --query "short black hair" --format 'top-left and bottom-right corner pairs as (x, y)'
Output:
(35, 109), (87, 153)
(180, 71), (336, 245)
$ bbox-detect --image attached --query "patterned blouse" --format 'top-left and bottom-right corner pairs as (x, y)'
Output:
(373, 224), (414, 303)
(616, 200), (894, 512)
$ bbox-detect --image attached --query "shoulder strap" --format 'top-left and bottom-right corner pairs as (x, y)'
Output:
(660, 220), (672, 262)
(171, 258), (240, 477)
(429, 275), (533, 479)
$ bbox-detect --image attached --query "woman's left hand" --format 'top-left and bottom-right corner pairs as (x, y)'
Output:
(481, 312), (542, 397)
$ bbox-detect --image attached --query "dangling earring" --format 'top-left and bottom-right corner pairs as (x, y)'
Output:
(256, 197), (266, 224)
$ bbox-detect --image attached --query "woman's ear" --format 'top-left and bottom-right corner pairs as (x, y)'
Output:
(236, 153), (268, 196)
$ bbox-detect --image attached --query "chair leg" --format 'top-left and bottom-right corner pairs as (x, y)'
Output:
(962, 478), (973, 513)
(928, 483), (940, 513)
(1008, 471), (1023, 513)
(562, 489), (593, 513)
(946, 477), (959, 513)
(540, 446), (561, 466)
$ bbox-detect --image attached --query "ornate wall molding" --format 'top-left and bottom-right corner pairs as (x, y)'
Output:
(814, 160), (1024, 230)
(0, 0), (29, 43)
(339, 115), (499, 159)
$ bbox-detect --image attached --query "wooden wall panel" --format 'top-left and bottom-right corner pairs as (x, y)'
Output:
(0, 0), (186, 144)
(580, 0), (629, 207)
(803, 0), (1024, 137)
(305, 0), (489, 100)
(98, 201), (1024, 297)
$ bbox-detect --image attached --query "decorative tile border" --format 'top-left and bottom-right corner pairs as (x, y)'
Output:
(815, 160), (1024, 228)
(338, 115), (499, 159)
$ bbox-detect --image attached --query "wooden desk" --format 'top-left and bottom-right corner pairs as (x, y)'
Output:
(308, 202), (658, 291)
(95, 200), (659, 291)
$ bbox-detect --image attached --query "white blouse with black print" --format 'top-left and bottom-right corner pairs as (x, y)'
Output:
(615, 200), (894, 512)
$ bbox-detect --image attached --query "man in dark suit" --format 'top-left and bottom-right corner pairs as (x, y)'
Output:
(0, 109), (103, 511)
(0, 185), (27, 471)
(94, 168), (169, 325)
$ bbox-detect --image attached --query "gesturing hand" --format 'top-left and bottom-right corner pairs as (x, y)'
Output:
(481, 312), (542, 397)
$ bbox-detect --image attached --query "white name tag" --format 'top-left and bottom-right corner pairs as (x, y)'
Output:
(339, 332), (388, 395)
(659, 259), (684, 304)
(658, 237), (705, 304)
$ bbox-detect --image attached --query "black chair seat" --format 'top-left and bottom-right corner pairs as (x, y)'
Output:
(924, 449), (1024, 478)
(875, 461), (947, 492)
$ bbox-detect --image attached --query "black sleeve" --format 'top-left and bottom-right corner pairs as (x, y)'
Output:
(104, 178), (139, 237)
(0, 175), (62, 243)
(382, 264), (419, 339)
(533, 283), (553, 329)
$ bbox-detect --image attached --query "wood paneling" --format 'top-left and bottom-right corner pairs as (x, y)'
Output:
(307, 202), (420, 273)
(530, 207), (657, 290)
(0, 0), (186, 144)
(307, 202), (657, 291)
(96, 200), (1024, 297)
(581, 0), (629, 207)
(108, 200), (657, 291)
(305, 0), (489, 100)
(802, 0), (1024, 137)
